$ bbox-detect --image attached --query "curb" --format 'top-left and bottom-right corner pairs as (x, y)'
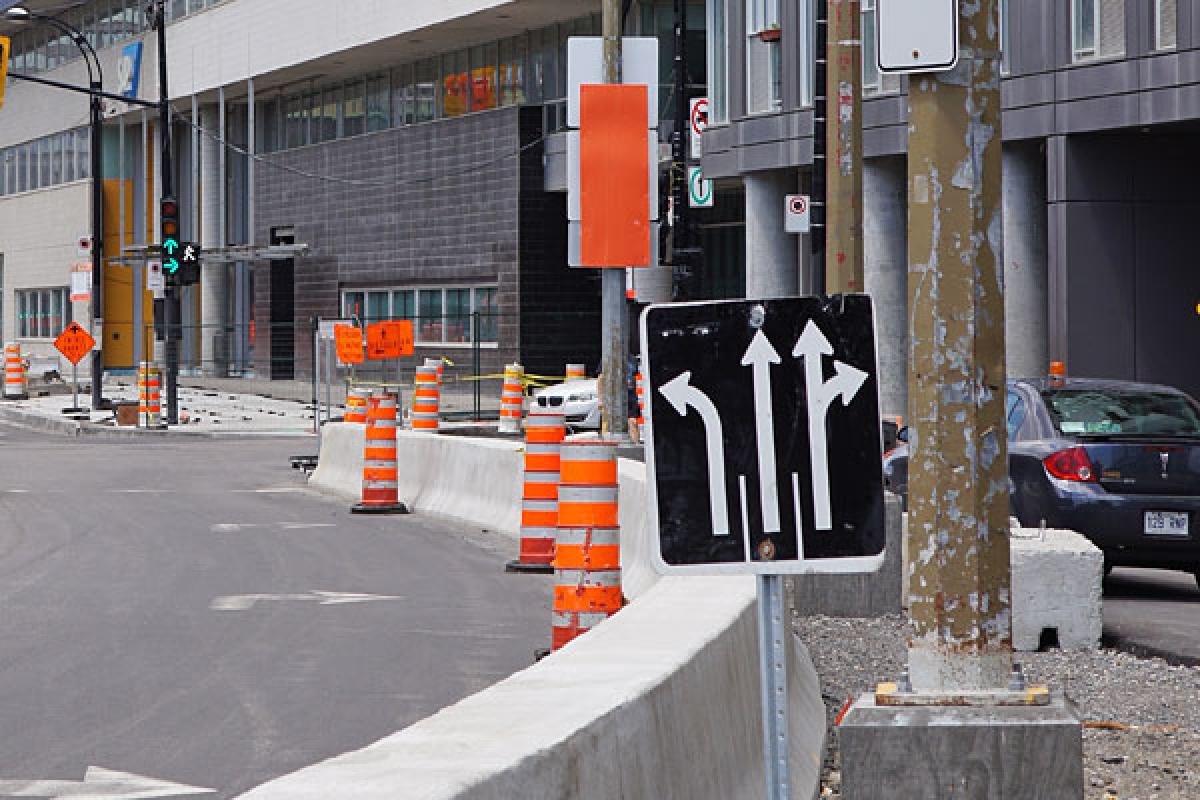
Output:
(0, 404), (315, 441)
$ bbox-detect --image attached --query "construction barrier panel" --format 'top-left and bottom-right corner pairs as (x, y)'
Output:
(4, 342), (27, 400)
(353, 394), (408, 514)
(138, 362), (163, 428)
(412, 366), (440, 431)
(498, 363), (524, 434)
(345, 387), (370, 424)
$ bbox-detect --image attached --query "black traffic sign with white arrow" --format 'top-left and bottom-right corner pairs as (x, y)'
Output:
(641, 295), (886, 575)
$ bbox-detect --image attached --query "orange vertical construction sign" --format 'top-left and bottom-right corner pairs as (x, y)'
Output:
(579, 83), (650, 267)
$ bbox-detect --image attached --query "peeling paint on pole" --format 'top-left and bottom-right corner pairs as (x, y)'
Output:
(826, 0), (864, 294)
(906, 0), (1011, 692)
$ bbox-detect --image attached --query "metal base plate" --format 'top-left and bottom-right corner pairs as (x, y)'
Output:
(350, 503), (410, 515)
(505, 560), (554, 575)
(876, 682), (1052, 707)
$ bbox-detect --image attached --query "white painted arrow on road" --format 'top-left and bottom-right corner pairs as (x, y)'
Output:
(741, 331), (783, 534)
(659, 371), (730, 536)
(0, 765), (214, 799)
(210, 590), (403, 611)
(793, 321), (869, 531)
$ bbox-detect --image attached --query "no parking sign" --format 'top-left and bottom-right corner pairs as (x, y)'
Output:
(785, 194), (811, 234)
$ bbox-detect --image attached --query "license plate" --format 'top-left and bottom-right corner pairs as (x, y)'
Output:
(1144, 511), (1189, 537)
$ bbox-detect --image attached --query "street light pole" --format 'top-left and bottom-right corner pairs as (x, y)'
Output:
(599, 0), (628, 439)
(4, 8), (106, 409)
(151, 0), (179, 425)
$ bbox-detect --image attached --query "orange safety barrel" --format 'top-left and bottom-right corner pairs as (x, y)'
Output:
(565, 363), (586, 381)
(138, 362), (162, 428)
(345, 388), (370, 424)
(353, 393), (408, 515)
(508, 409), (565, 574)
(560, 441), (619, 486)
(635, 371), (645, 426)
(3, 342), (27, 400)
(412, 366), (440, 431)
(557, 484), (619, 528)
(553, 527), (620, 571)
(424, 357), (445, 386)
(499, 363), (524, 434)
(551, 566), (623, 650)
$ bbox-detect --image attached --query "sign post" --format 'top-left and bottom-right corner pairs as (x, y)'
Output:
(54, 322), (96, 415)
(641, 295), (885, 800)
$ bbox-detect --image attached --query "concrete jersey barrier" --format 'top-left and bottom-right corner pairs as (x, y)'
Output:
(256, 423), (826, 799)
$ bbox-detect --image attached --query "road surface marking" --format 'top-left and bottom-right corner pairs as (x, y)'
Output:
(210, 590), (403, 611)
(0, 765), (214, 799)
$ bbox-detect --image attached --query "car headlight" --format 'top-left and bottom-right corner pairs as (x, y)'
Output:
(568, 392), (597, 403)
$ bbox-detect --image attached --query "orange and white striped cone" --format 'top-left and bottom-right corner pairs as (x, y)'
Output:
(424, 357), (445, 386)
(412, 366), (440, 431)
(565, 363), (585, 381)
(345, 387), (370, 424)
(498, 363), (524, 434)
(138, 362), (164, 429)
(352, 393), (409, 514)
(4, 342), (28, 400)
(508, 410), (566, 574)
(552, 439), (621, 650)
(635, 371), (645, 427)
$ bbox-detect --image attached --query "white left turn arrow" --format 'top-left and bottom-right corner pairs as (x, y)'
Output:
(0, 765), (214, 799)
(660, 371), (730, 536)
(794, 321), (869, 531)
(740, 331), (782, 533)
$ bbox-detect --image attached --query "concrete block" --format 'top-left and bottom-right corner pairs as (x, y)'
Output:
(1010, 528), (1103, 651)
(838, 692), (1083, 800)
(792, 494), (903, 618)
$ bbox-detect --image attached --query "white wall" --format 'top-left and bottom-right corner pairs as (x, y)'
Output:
(0, 182), (92, 358)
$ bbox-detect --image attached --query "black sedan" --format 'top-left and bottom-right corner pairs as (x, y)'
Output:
(883, 378), (1200, 584)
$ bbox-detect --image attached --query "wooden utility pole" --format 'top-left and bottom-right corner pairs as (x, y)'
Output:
(905, 0), (1011, 690)
(599, 0), (629, 437)
(825, 0), (864, 294)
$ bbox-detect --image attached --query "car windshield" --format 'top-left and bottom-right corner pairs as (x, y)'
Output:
(1041, 388), (1200, 438)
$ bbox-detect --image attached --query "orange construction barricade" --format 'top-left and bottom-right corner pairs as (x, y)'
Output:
(345, 387), (370, 424)
(565, 363), (586, 381)
(138, 362), (163, 429)
(352, 393), (409, 515)
(508, 410), (565, 574)
(4, 342), (27, 400)
(412, 366), (440, 431)
(498, 363), (524, 434)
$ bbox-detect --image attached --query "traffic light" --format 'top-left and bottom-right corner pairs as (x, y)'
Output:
(160, 196), (181, 284)
(0, 36), (10, 111)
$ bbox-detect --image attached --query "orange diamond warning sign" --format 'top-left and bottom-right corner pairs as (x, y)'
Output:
(54, 322), (95, 366)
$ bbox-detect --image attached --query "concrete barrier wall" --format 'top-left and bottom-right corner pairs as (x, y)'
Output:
(260, 424), (826, 799)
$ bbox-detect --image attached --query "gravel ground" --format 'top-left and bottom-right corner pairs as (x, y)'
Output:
(796, 614), (1200, 799)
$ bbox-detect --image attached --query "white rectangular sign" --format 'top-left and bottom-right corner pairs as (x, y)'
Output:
(784, 195), (811, 234)
(146, 259), (165, 294)
(877, 0), (958, 74)
(688, 167), (713, 208)
(689, 97), (709, 160)
(69, 263), (92, 302)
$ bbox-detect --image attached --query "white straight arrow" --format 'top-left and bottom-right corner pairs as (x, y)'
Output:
(793, 321), (869, 531)
(0, 765), (214, 799)
(659, 371), (730, 536)
(740, 331), (782, 533)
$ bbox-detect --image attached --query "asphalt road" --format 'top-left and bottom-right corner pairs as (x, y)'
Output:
(0, 423), (551, 798)
(1104, 567), (1200, 665)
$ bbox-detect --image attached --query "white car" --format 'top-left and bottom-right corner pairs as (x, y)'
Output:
(533, 378), (601, 429)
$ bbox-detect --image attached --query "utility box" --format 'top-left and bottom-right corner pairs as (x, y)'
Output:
(115, 402), (139, 426)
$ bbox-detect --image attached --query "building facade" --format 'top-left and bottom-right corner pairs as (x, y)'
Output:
(702, 0), (1200, 415)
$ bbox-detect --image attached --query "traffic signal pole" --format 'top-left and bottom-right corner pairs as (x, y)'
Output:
(599, 0), (628, 438)
(153, 0), (179, 425)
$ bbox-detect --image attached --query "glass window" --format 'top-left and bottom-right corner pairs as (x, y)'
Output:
(343, 79), (366, 138)
(51, 133), (63, 185)
(530, 26), (558, 104)
(77, 128), (90, 180)
(285, 95), (305, 149)
(16, 143), (28, 192)
(746, 0), (782, 114)
(1006, 391), (1026, 439)
(1157, 0), (1177, 50)
(366, 290), (389, 322)
(499, 35), (528, 107)
(343, 291), (365, 320)
(1042, 388), (1200, 437)
(445, 288), (471, 344)
(1073, 0), (1125, 61)
(38, 289), (51, 337)
(442, 50), (469, 117)
(392, 64), (415, 126)
(63, 130), (75, 182)
(415, 58), (438, 123)
(366, 73), (390, 132)
(475, 288), (498, 343)
(36, 138), (49, 189)
(261, 98), (280, 153)
(392, 290), (415, 320)
(418, 289), (443, 343)
(470, 43), (498, 112)
(315, 86), (340, 143)
(51, 287), (65, 334)
(708, 0), (729, 123)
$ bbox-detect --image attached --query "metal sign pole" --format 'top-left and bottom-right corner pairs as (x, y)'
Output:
(72, 361), (79, 413)
(313, 323), (321, 439)
(757, 573), (791, 800)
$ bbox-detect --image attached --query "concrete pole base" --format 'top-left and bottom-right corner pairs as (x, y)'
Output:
(838, 691), (1082, 799)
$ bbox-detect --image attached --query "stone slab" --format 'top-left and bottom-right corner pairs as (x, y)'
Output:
(839, 691), (1083, 799)
(1011, 528), (1104, 651)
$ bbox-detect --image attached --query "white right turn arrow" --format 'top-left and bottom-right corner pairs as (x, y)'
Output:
(793, 321), (869, 531)
(659, 371), (730, 536)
